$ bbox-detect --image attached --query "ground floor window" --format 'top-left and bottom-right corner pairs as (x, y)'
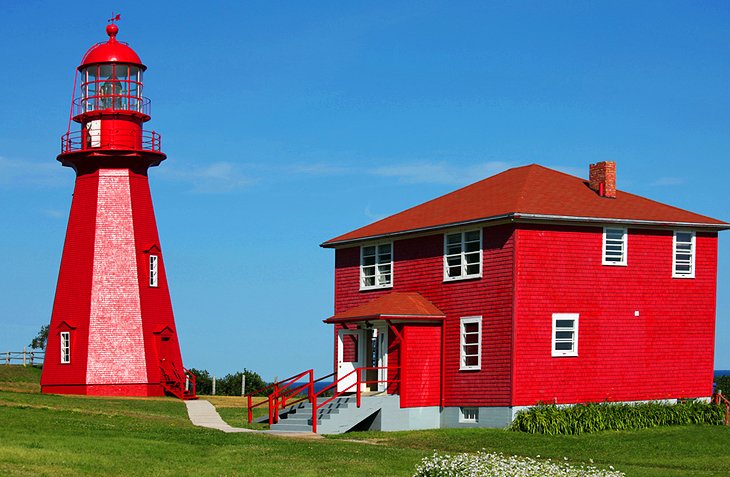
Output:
(460, 316), (482, 370)
(552, 313), (578, 357)
(459, 407), (479, 423)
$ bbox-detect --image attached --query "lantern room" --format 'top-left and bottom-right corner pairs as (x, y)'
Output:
(59, 22), (163, 167)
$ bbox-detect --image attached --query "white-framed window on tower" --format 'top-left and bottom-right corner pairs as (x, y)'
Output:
(360, 242), (392, 290)
(444, 229), (482, 281)
(149, 254), (159, 287)
(673, 230), (695, 278)
(60, 332), (71, 364)
(460, 316), (482, 370)
(602, 227), (627, 265)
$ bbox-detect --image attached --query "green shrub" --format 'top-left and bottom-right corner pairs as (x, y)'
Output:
(714, 375), (730, 395)
(510, 400), (725, 435)
(187, 368), (270, 396)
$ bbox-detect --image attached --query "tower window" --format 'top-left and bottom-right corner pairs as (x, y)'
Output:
(60, 332), (71, 364)
(149, 255), (159, 287)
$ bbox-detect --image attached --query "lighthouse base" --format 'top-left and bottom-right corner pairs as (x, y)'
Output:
(41, 383), (166, 397)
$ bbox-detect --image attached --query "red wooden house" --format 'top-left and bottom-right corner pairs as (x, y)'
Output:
(314, 162), (727, 430)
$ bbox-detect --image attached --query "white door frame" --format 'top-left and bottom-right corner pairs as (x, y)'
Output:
(337, 329), (365, 393)
(374, 324), (389, 392)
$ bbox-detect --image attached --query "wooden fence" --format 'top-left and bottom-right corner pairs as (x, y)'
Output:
(3, 348), (44, 366)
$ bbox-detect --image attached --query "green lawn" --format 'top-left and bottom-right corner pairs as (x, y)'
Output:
(1, 366), (729, 476)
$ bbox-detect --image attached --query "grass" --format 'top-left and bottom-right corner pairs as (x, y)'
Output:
(2, 365), (730, 476)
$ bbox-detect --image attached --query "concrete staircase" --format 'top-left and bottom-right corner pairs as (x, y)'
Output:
(269, 394), (400, 434)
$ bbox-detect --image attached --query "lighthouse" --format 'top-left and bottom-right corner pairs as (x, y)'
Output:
(41, 20), (195, 399)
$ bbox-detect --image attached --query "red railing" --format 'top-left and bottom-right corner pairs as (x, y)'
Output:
(246, 369), (317, 424)
(72, 95), (152, 117)
(713, 392), (730, 426)
(245, 367), (399, 431)
(310, 366), (399, 433)
(159, 361), (197, 400)
(60, 129), (162, 154)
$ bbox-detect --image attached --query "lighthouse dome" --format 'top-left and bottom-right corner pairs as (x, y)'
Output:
(80, 24), (145, 70)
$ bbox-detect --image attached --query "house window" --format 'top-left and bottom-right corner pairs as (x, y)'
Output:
(360, 243), (392, 289)
(673, 231), (695, 278)
(460, 316), (482, 370)
(60, 332), (71, 364)
(149, 255), (159, 287)
(552, 313), (578, 357)
(603, 227), (627, 265)
(459, 407), (479, 423)
(444, 229), (482, 280)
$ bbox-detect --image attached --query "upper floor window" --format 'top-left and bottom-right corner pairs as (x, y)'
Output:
(60, 332), (71, 364)
(149, 255), (159, 287)
(361, 243), (392, 290)
(603, 227), (627, 265)
(673, 231), (695, 278)
(460, 316), (482, 370)
(444, 229), (482, 281)
(552, 313), (578, 357)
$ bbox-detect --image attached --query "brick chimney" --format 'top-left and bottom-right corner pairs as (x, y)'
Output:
(589, 161), (616, 198)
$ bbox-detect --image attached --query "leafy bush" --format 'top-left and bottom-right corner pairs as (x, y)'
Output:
(510, 401), (725, 435)
(186, 368), (271, 396)
(714, 375), (730, 395)
(413, 451), (624, 477)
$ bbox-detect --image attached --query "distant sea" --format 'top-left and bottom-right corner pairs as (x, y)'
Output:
(715, 370), (730, 377)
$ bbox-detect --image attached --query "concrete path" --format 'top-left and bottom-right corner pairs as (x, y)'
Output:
(184, 399), (321, 438)
(184, 399), (253, 433)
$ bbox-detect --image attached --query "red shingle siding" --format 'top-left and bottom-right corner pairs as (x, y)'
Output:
(333, 224), (515, 407)
(402, 325), (441, 407)
(513, 224), (718, 405)
(42, 173), (99, 390)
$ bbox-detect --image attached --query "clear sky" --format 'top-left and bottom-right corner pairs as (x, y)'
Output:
(1, 1), (729, 379)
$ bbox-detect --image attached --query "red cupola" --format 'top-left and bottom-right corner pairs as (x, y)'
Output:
(42, 19), (195, 400)
(58, 22), (164, 172)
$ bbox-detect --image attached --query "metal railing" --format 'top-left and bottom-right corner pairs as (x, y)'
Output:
(713, 392), (730, 426)
(3, 349), (44, 366)
(73, 95), (151, 117)
(60, 129), (162, 154)
(159, 360), (197, 400)
(245, 366), (400, 433)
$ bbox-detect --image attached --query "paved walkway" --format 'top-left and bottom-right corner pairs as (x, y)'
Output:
(184, 399), (320, 438)
(184, 399), (252, 433)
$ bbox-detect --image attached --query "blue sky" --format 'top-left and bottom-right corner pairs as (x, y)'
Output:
(1, 1), (729, 379)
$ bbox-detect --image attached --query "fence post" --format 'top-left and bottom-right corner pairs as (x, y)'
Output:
(23, 347), (27, 367)
(6, 351), (9, 365)
(212, 376), (216, 395)
(241, 374), (246, 396)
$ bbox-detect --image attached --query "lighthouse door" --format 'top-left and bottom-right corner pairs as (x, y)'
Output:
(337, 329), (364, 393)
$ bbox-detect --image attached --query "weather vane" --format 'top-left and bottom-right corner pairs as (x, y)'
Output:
(108, 13), (121, 24)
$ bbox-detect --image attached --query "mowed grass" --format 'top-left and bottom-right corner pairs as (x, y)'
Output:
(1, 366), (730, 476)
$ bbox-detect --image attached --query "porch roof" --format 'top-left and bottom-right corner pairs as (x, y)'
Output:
(324, 292), (445, 324)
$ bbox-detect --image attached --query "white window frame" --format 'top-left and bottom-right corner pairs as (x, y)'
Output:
(459, 407), (479, 423)
(444, 229), (482, 281)
(602, 227), (627, 266)
(673, 230), (695, 278)
(60, 331), (71, 364)
(552, 313), (578, 357)
(459, 316), (482, 370)
(149, 254), (159, 287)
(360, 242), (393, 290)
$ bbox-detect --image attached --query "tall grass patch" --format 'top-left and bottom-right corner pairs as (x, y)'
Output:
(510, 401), (724, 435)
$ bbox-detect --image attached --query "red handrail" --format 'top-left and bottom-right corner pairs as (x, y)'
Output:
(311, 366), (399, 433)
(246, 369), (314, 424)
(713, 392), (730, 426)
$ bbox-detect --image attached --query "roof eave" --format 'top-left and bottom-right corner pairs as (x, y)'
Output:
(323, 313), (446, 324)
(321, 213), (730, 248)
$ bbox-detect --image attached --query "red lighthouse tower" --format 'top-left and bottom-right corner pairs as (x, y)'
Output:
(41, 21), (195, 399)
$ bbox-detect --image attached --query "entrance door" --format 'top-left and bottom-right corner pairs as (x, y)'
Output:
(337, 329), (364, 393)
(375, 325), (389, 392)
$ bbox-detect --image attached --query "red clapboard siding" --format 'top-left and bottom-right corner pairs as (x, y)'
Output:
(333, 224), (515, 407)
(513, 224), (718, 406)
